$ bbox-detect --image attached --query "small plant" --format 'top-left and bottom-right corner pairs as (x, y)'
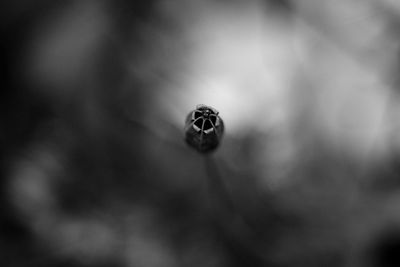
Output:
(184, 104), (224, 153)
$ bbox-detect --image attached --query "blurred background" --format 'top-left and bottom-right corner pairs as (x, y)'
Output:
(2, 0), (400, 266)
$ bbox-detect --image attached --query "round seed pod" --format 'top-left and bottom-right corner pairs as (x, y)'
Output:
(184, 104), (224, 153)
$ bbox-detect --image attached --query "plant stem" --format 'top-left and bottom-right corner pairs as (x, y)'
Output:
(203, 155), (268, 267)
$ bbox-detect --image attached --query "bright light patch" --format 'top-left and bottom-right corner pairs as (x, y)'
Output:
(158, 2), (296, 135)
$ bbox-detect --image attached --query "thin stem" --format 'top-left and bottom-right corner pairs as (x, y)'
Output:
(203, 156), (268, 266)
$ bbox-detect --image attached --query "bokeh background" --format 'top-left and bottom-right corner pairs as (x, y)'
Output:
(2, 0), (400, 266)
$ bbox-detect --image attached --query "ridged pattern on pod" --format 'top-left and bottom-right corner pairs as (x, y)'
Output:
(184, 105), (224, 153)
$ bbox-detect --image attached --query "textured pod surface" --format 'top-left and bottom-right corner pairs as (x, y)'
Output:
(184, 105), (224, 153)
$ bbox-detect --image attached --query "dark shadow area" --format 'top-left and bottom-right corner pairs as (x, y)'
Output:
(2, 1), (400, 267)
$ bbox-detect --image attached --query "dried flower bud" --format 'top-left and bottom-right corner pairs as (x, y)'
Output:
(184, 104), (224, 153)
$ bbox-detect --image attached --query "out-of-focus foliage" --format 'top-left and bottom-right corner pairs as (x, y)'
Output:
(2, 0), (400, 267)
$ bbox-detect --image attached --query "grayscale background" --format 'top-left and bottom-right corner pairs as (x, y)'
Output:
(2, 1), (400, 266)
